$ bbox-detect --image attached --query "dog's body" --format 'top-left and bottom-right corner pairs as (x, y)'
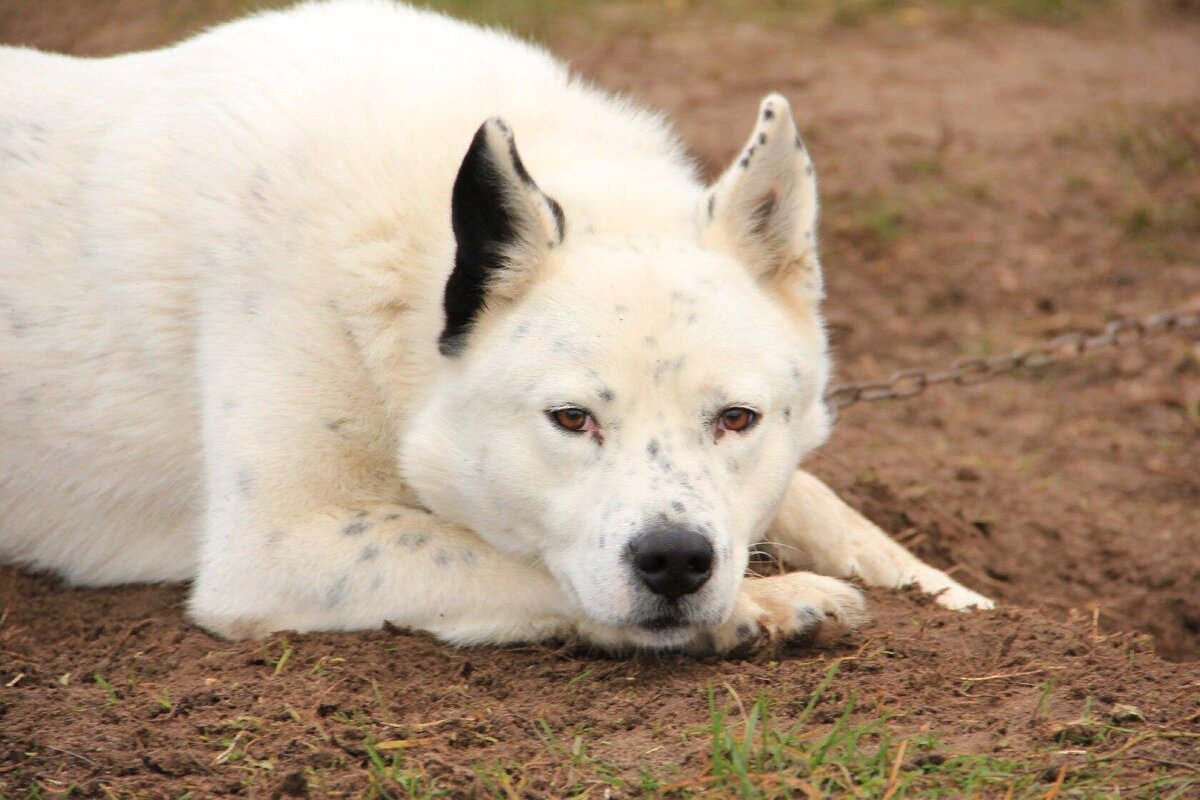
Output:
(0, 0), (990, 653)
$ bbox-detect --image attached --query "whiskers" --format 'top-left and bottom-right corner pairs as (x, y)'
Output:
(745, 543), (787, 577)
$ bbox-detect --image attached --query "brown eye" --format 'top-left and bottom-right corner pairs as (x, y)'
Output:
(718, 407), (758, 433)
(549, 407), (592, 433)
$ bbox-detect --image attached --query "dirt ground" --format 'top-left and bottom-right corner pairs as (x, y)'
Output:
(1, 1), (1198, 797)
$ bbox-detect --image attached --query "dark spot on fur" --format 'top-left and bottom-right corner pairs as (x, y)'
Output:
(599, 387), (615, 402)
(396, 533), (428, 549)
(758, 132), (767, 145)
(736, 621), (755, 641)
(359, 543), (380, 562)
(706, 194), (716, 220)
(783, 407), (792, 421)
(796, 605), (823, 632)
(341, 521), (369, 536)
(354, 509), (369, 518)
(671, 500), (686, 514)
(385, 513), (401, 521)
(325, 576), (348, 607)
(805, 163), (814, 176)
(647, 439), (660, 458)
(434, 549), (453, 567)
(459, 550), (477, 567)
(653, 358), (682, 384)
(326, 418), (350, 434)
(762, 107), (775, 121)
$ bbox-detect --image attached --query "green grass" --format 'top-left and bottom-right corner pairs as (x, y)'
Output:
(1111, 103), (1200, 248)
(92, 674), (120, 706)
(636, 662), (1200, 798)
(850, 192), (909, 243)
(363, 740), (449, 799)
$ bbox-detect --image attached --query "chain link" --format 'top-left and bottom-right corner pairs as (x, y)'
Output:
(824, 307), (1200, 410)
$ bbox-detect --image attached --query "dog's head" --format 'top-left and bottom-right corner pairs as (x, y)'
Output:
(402, 96), (830, 647)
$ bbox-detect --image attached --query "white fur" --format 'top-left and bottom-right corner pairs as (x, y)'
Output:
(0, 0), (989, 652)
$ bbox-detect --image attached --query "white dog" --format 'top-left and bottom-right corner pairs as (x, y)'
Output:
(0, 0), (991, 654)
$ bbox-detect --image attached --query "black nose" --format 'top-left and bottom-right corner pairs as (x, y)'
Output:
(629, 526), (714, 599)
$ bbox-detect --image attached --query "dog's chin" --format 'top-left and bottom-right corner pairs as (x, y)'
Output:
(618, 602), (731, 649)
(621, 619), (698, 649)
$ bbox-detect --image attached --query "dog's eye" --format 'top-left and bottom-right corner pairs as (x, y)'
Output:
(548, 407), (593, 433)
(718, 407), (758, 433)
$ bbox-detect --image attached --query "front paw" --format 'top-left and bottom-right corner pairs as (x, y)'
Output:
(688, 572), (868, 657)
(930, 580), (995, 611)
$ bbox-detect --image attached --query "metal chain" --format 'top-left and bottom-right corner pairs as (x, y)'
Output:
(825, 306), (1200, 410)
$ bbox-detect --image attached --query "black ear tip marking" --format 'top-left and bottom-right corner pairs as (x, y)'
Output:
(486, 116), (512, 136)
(763, 107), (775, 120)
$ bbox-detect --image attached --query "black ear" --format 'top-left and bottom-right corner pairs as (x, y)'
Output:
(439, 118), (565, 357)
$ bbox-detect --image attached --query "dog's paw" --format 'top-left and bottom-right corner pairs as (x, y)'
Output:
(906, 566), (995, 611)
(929, 580), (995, 611)
(836, 552), (996, 612)
(688, 572), (868, 657)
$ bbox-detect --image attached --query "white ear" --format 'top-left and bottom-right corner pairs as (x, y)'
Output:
(700, 94), (822, 297)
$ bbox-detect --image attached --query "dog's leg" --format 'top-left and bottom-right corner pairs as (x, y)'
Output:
(192, 494), (874, 653)
(190, 500), (591, 644)
(190, 317), (588, 644)
(760, 471), (994, 610)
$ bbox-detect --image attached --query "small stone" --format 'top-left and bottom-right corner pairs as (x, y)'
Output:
(1109, 703), (1145, 723)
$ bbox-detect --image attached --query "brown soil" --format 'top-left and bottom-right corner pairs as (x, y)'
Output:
(2, 2), (1198, 797)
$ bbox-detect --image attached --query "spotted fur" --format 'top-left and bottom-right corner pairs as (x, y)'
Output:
(0, 0), (990, 651)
